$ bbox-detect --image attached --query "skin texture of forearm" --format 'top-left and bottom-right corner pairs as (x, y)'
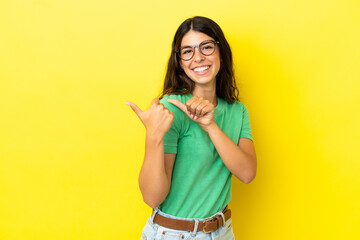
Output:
(205, 121), (257, 184)
(138, 133), (170, 208)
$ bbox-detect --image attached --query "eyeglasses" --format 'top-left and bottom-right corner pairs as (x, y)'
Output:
(177, 40), (219, 61)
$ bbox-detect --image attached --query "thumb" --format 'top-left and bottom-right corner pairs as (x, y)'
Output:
(167, 99), (188, 113)
(125, 101), (143, 118)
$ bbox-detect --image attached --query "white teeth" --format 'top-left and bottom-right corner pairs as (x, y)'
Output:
(194, 66), (209, 72)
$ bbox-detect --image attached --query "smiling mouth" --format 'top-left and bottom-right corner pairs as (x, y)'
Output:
(193, 66), (210, 72)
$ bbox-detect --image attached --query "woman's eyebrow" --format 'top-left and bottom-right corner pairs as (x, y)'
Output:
(180, 45), (193, 48)
(181, 40), (215, 48)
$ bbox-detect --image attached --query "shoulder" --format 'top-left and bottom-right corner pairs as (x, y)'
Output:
(222, 99), (247, 112)
(234, 101), (250, 117)
(232, 100), (246, 108)
(220, 100), (251, 122)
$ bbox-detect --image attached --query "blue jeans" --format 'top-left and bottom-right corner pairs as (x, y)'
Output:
(140, 208), (235, 240)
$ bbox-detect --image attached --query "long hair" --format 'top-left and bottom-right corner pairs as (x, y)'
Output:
(160, 16), (239, 103)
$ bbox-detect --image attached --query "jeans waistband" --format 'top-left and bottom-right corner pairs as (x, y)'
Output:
(152, 205), (228, 221)
(150, 206), (230, 235)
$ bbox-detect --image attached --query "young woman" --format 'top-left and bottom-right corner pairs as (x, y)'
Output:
(127, 16), (257, 240)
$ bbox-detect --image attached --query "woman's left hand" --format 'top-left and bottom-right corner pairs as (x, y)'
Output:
(168, 96), (215, 132)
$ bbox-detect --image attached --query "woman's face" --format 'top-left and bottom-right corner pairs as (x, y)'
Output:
(179, 30), (220, 88)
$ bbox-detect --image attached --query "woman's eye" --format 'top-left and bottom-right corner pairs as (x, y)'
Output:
(182, 49), (193, 55)
(202, 45), (214, 50)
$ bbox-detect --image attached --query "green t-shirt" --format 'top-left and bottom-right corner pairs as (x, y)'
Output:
(158, 93), (253, 218)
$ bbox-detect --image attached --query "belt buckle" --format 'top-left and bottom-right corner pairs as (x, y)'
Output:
(203, 218), (215, 234)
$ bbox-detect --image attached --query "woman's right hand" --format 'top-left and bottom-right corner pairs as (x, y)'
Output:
(126, 98), (174, 137)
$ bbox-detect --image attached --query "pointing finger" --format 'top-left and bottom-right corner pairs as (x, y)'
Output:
(125, 101), (143, 117)
(152, 98), (160, 105)
(167, 99), (188, 113)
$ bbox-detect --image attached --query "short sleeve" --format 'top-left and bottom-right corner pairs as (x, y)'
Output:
(239, 104), (253, 142)
(160, 96), (184, 154)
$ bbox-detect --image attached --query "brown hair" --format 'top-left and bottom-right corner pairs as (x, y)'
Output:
(160, 16), (239, 103)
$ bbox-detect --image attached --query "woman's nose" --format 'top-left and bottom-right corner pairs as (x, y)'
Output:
(193, 47), (205, 62)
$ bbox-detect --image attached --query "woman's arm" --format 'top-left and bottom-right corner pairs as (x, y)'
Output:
(139, 135), (176, 207)
(206, 123), (257, 183)
(127, 99), (176, 208)
(168, 97), (257, 184)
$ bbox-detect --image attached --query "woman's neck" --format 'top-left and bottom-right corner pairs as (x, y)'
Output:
(191, 84), (217, 106)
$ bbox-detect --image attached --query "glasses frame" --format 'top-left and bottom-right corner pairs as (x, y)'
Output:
(177, 40), (220, 61)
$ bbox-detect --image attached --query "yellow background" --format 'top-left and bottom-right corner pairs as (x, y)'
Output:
(0, 0), (359, 239)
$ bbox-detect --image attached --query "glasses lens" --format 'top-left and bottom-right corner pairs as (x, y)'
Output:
(180, 47), (193, 60)
(200, 41), (216, 56)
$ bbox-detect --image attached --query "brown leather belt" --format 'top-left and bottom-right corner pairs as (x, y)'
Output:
(153, 207), (231, 233)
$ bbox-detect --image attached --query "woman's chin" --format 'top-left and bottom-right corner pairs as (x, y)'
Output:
(191, 77), (216, 86)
